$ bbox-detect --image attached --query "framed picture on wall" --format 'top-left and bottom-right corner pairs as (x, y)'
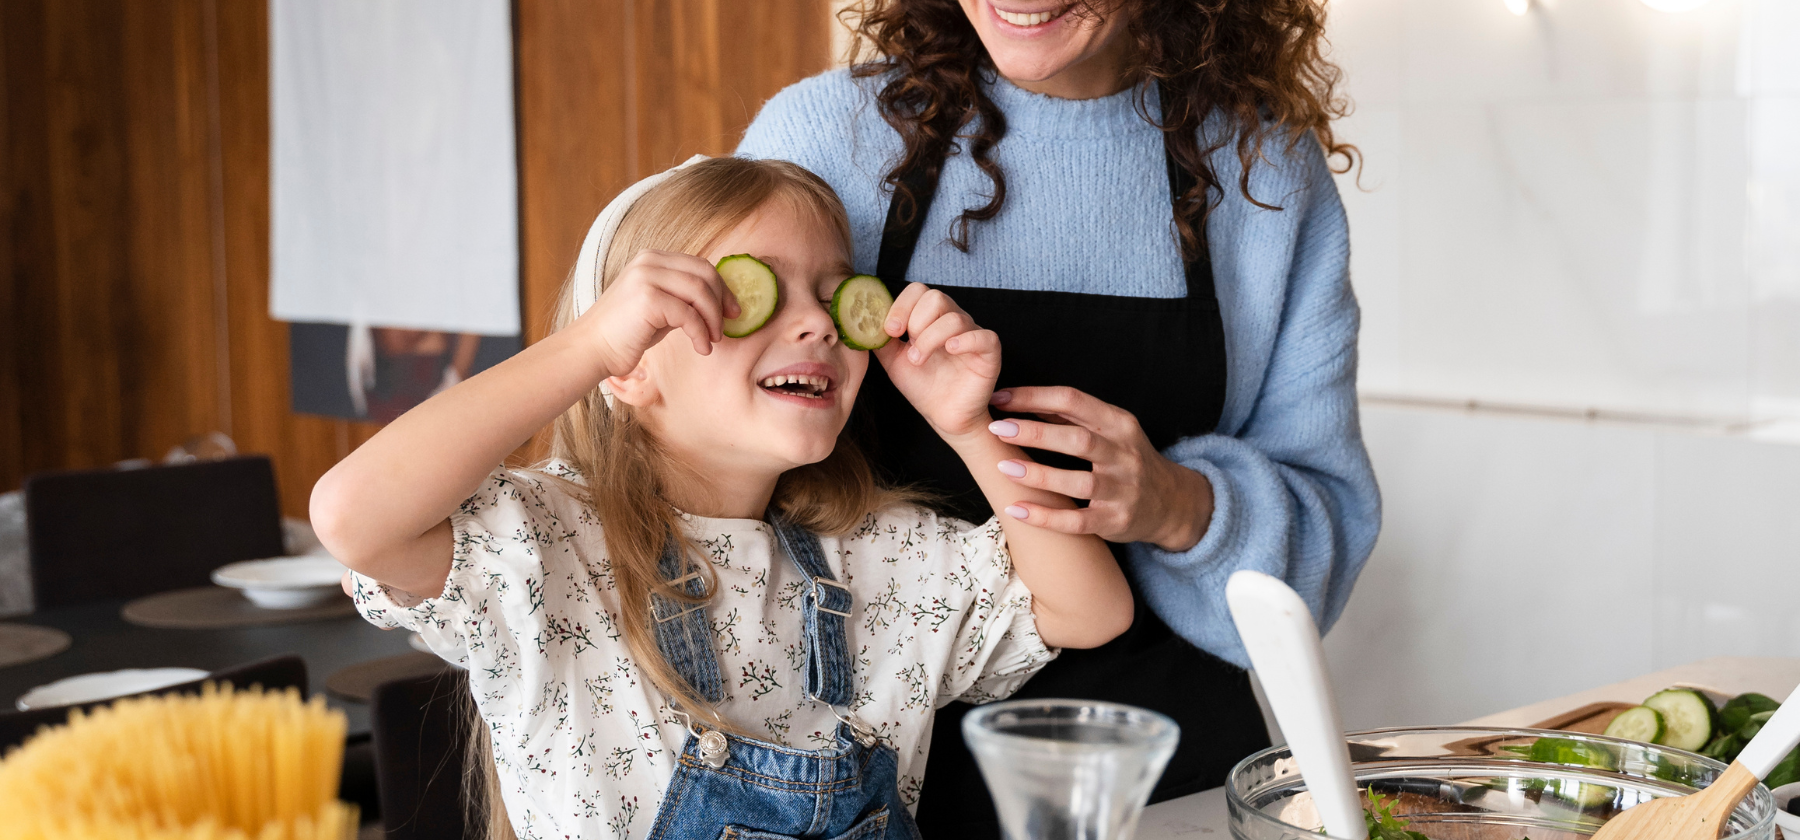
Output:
(289, 324), (520, 423)
(270, 0), (521, 424)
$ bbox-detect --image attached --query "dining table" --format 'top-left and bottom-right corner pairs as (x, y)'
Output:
(1135, 656), (1800, 840)
(0, 597), (417, 736)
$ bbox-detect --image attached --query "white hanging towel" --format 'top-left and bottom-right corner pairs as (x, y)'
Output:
(270, 0), (519, 336)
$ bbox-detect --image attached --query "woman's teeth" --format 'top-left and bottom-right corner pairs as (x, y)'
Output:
(995, 6), (1063, 26)
(758, 373), (830, 398)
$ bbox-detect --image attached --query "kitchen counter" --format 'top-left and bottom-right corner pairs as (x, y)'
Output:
(1134, 656), (1800, 840)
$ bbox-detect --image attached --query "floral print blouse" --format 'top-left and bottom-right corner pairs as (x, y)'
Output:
(348, 463), (1054, 840)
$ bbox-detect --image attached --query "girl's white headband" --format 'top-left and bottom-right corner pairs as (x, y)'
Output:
(569, 154), (710, 319)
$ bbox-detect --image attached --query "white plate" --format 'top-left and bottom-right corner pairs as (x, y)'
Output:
(1772, 783), (1800, 840)
(16, 667), (209, 711)
(212, 555), (348, 609)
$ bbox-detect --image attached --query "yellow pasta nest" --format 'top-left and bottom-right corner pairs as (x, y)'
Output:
(0, 683), (357, 840)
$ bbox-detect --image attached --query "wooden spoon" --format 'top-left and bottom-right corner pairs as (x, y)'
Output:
(1589, 687), (1800, 840)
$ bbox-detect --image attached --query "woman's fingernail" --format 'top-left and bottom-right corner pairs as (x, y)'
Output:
(990, 390), (1012, 405)
(997, 460), (1026, 478)
(1004, 505), (1030, 520)
(988, 420), (1019, 437)
(908, 348), (921, 364)
(886, 318), (901, 334)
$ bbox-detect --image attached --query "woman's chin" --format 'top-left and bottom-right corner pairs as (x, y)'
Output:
(989, 49), (1081, 86)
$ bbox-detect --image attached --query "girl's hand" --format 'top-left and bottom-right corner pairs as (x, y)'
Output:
(875, 284), (1000, 440)
(987, 387), (1214, 552)
(579, 249), (740, 376)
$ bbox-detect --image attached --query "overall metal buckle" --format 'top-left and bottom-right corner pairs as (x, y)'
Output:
(811, 575), (852, 618)
(831, 704), (879, 748)
(672, 703), (730, 769)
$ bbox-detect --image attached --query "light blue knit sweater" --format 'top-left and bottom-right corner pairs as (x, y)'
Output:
(738, 69), (1380, 668)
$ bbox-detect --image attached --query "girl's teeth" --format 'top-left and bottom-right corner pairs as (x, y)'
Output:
(758, 374), (829, 394)
(996, 7), (1059, 26)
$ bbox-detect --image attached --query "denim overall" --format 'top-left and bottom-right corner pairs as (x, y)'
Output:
(643, 513), (921, 840)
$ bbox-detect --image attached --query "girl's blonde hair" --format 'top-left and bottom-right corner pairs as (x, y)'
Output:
(468, 157), (917, 840)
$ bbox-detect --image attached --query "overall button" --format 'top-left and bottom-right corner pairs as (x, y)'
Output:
(698, 729), (730, 769)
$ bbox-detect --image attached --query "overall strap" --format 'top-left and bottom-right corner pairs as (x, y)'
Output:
(874, 81), (1215, 301)
(649, 539), (726, 703)
(874, 144), (945, 292)
(767, 512), (856, 707)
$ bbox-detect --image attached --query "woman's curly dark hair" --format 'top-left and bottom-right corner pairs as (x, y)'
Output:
(842, 0), (1358, 260)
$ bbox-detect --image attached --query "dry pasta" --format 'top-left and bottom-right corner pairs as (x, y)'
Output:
(0, 683), (356, 840)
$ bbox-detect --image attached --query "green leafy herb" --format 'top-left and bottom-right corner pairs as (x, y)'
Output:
(1718, 693), (1779, 735)
(1766, 747), (1800, 791)
(1364, 791), (1432, 840)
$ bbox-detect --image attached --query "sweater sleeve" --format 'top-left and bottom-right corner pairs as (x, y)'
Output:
(1126, 138), (1381, 669)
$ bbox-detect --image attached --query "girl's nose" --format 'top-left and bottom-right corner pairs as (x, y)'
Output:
(784, 295), (838, 346)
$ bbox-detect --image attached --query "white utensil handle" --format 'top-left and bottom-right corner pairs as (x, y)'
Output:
(1737, 686), (1800, 779)
(1227, 571), (1368, 840)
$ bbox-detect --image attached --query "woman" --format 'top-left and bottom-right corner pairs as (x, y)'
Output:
(737, 0), (1380, 833)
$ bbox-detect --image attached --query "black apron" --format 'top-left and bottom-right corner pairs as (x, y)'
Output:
(855, 96), (1273, 837)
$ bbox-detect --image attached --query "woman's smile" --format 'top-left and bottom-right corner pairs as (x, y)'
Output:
(990, 3), (1073, 31)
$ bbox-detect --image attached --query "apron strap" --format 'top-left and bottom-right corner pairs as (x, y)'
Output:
(650, 539), (726, 703)
(648, 520), (856, 708)
(768, 512), (856, 708)
(875, 80), (1215, 302)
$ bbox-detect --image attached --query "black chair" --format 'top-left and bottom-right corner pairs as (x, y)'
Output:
(23, 456), (285, 607)
(371, 669), (477, 840)
(0, 654), (309, 754)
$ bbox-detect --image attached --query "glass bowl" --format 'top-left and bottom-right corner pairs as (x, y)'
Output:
(1227, 727), (1776, 840)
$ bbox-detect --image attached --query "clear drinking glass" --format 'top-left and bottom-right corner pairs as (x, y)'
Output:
(964, 698), (1180, 840)
(1226, 727), (1777, 840)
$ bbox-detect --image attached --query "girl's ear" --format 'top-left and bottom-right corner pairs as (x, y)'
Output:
(605, 364), (659, 408)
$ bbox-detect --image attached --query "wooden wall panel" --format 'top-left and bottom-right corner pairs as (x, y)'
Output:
(211, 0), (382, 517)
(0, 0), (36, 491)
(2, 0), (830, 517)
(25, 0), (134, 474)
(515, 0), (636, 345)
(519, 0), (832, 342)
(117, 0), (224, 464)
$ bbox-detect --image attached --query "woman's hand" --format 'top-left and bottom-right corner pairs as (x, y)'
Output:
(988, 387), (1215, 552)
(875, 283), (1001, 439)
(578, 249), (739, 375)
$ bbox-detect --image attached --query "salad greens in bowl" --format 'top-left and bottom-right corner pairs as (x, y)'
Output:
(1227, 727), (1777, 840)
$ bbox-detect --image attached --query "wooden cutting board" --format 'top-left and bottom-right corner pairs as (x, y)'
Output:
(1533, 701), (1638, 734)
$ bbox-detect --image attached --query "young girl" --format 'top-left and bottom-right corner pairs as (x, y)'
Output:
(310, 157), (1133, 840)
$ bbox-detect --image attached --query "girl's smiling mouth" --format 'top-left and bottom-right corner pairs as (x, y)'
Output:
(755, 363), (839, 406)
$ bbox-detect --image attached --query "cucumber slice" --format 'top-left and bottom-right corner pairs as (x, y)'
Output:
(830, 275), (894, 351)
(1528, 737), (1620, 809)
(1643, 688), (1718, 752)
(717, 254), (780, 338)
(1603, 706), (1666, 744)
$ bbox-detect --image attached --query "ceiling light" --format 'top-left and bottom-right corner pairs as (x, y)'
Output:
(1504, 0), (1531, 15)
(1640, 0), (1711, 10)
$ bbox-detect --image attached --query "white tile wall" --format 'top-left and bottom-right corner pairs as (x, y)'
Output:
(1327, 0), (1800, 421)
(1327, 402), (1800, 730)
(1318, 1), (1800, 727)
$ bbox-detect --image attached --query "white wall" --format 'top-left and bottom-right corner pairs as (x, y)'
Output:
(1330, 0), (1800, 422)
(1326, 403), (1800, 728)
(1319, 0), (1800, 729)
